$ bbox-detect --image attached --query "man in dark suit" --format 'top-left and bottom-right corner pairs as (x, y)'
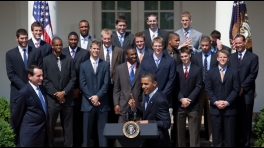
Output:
(11, 65), (51, 147)
(191, 36), (218, 143)
(142, 13), (169, 50)
(229, 34), (259, 147)
(78, 20), (97, 51)
(43, 37), (76, 147)
(134, 31), (153, 64)
(112, 16), (135, 51)
(140, 36), (176, 139)
(79, 40), (110, 147)
(209, 30), (232, 54)
(6, 28), (42, 111)
(28, 22), (52, 58)
(164, 32), (182, 65)
(128, 72), (171, 147)
(175, 47), (202, 147)
(205, 49), (240, 147)
(175, 11), (203, 55)
(62, 31), (90, 147)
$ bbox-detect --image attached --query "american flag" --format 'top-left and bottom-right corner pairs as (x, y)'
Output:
(33, 1), (53, 44)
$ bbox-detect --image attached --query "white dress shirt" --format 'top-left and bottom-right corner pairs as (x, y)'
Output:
(29, 81), (45, 103)
(80, 34), (89, 49)
(149, 28), (158, 40)
(18, 45), (28, 61)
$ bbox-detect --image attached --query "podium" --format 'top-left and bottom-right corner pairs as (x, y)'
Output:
(103, 123), (159, 147)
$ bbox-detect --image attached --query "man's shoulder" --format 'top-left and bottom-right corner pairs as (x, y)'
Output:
(175, 29), (182, 33)
(113, 45), (124, 52)
(6, 47), (18, 55)
(191, 29), (203, 36)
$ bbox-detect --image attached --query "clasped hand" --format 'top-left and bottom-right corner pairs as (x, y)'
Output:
(216, 100), (228, 109)
(89, 95), (100, 106)
(181, 98), (191, 108)
(54, 91), (65, 104)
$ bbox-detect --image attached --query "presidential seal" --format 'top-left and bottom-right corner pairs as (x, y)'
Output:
(123, 121), (140, 138)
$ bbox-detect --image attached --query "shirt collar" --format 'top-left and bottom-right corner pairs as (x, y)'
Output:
(238, 49), (246, 57)
(90, 57), (99, 64)
(18, 45), (28, 52)
(116, 31), (125, 38)
(28, 81), (38, 90)
(80, 34), (89, 41)
(148, 87), (158, 100)
(149, 28), (158, 34)
(103, 44), (112, 51)
(127, 61), (137, 69)
(69, 46), (78, 52)
(136, 47), (145, 53)
(183, 62), (191, 69)
(153, 53), (163, 61)
(202, 51), (212, 56)
(218, 65), (228, 71)
(182, 27), (192, 33)
(31, 37), (41, 45)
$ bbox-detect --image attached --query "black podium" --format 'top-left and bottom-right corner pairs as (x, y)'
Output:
(103, 123), (159, 147)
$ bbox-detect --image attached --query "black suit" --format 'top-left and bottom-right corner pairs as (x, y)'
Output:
(205, 66), (240, 147)
(142, 29), (169, 50)
(11, 83), (51, 147)
(6, 46), (42, 109)
(62, 46), (90, 147)
(163, 49), (182, 65)
(137, 90), (171, 147)
(43, 53), (76, 147)
(229, 50), (259, 147)
(79, 58), (110, 147)
(28, 38), (52, 58)
(175, 64), (202, 147)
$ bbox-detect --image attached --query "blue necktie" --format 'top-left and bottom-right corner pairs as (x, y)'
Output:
(203, 54), (208, 83)
(23, 49), (27, 68)
(37, 87), (47, 114)
(130, 65), (134, 85)
(238, 53), (242, 64)
(155, 59), (159, 68)
(145, 95), (150, 109)
(119, 35), (123, 47)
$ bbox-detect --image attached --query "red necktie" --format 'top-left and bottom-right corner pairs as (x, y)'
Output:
(184, 32), (189, 39)
(184, 67), (188, 79)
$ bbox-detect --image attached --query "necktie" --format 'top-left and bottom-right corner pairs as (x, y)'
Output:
(57, 57), (61, 71)
(93, 61), (97, 73)
(145, 95), (150, 109)
(35, 42), (39, 48)
(23, 49), (27, 68)
(130, 65), (134, 85)
(152, 33), (155, 40)
(203, 54), (208, 82)
(184, 67), (188, 80)
(170, 51), (174, 58)
(71, 50), (75, 59)
(155, 59), (159, 68)
(184, 31), (189, 39)
(82, 39), (86, 49)
(213, 46), (217, 53)
(106, 49), (110, 63)
(37, 87), (47, 114)
(139, 50), (143, 63)
(119, 35), (123, 47)
(238, 53), (242, 64)
(220, 68), (224, 82)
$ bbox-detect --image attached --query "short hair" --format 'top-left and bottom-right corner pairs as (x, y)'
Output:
(152, 36), (164, 47)
(234, 34), (246, 41)
(101, 28), (113, 36)
(147, 13), (158, 21)
(52, 37), (62, 44)
(125, 47), (136, 55)
(79, 20), (89, 25)
(200, 36), (211, 43)
(217, 49), (229, 57)
(16, 29), (28, 38)
(134, 32), (145, 41)
(115, 16), (127, 25)
(181, 11), (192, 19)
(210, 30), (221, 39)
(142, 72), (157, 82)
(31, 22), (43, 31)
(68, 31), (78, 39)
(168, 32), (180, 40)
(27, 65), (42, 76)
(179, 46), (191, 55)
(90, 40), (101, 48)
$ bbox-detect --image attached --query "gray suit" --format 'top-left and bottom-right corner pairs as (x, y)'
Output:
(175, 28), (203, 54)
(112, 31), (135, 51)
(78, 35), (97, 51)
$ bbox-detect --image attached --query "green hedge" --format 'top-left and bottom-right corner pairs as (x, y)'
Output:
(0, 97), (15, 147)
(253, 107), (264, 147)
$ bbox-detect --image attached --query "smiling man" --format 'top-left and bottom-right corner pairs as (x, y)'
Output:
(78, 20), (97, 51)
(134, 32), (153, 64)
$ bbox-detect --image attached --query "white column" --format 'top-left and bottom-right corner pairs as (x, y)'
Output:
(28, 1), (57, 39)
(215, 1), (233, 49)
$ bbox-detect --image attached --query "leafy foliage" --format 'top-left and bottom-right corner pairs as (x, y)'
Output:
(0, 118), (15, 147)
(253, 107), (264, 147)
(0, 97), (11, 122)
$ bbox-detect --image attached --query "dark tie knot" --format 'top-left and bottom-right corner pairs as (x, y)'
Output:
(57, 57), (60, 60)
(131, 65), (134, 69)
(145, 95), (150, 103)
(239, 53), (242, 57)
(204, 54), (208, 57)
(23, 49), (26, 52)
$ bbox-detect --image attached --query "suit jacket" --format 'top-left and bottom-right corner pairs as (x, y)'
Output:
(113, 62), (143, 117)
(11, 83), (51, 147)
(163, 48), (182, 65)
(112, 31), (135, 51)
(79, 58), (110, 112)
(229, 50), (259, 104)
(205, 66), (240, 115)
(78, 35), (97, 51)
(140, 54), (176, 107)
(6, 46), (42, 103)
(43, 53), (76, 107)
(62, 46), (90, 89)
(28, 38), (52, 58)
(142, 28), (169, 50)
(175, 28), (203, 54)
(99, 45), (124, 81)
(137, 90), (171, 147)
(175, 64), (202, 112)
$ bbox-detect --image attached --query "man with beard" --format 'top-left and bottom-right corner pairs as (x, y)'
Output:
(79, 20), (97, 51)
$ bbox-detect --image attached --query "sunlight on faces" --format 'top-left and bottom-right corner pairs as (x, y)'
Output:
(116, 22), (127, 34)
(180, 52), (191, 65)
(147, 16), (158, 30)
(141, 77), (157, 95)
(90, 44), (100, 58)
(135, 37), (145, 50)
(68, 35), (78, 49)
(181, 16), (192, 29)
(233, 37), (246, 52)
(17, 34), (28, 49)
(32, 26), (42, 40)
(52, 39), (63, 54)
(126, 49), (137, 64)
(169, 36), (180, 49)
(29, 68), (43, 86)
(152, 42), (163, 57)
(79, 22), (89, 37)
(217, 52), (229, 67)
(200, 41), (211, 53)
(101, 33), (112, 48)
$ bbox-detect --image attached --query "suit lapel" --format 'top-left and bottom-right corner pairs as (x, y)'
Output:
(149, 56), (157, 70)
(74, 47), (81, 61)
(113, 32), (121, 47)
(157, 54), (167, 72)
(157, 29), (163, 38)
(132, 62), (140, 87)
(223, 67), (231, 83)
(15, 47), (26, 69)
(86, 36), (92, 50)
(96, 59), (103, 75)
(27, 46), (33, 67)
(239, 50), (248, 67)
(123, 32), (130, 48)
(99, 46), (105, 60)
(39, 85), (48, 118)
(143, 92), (157, 119)
(29, 84), (47, 117)
(185, 64), (192, 85)
(112, 46), (118, 68)
(216, 68), (222, 83)
(146, 30), (152, 48)
(123, 63), (131, 86)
